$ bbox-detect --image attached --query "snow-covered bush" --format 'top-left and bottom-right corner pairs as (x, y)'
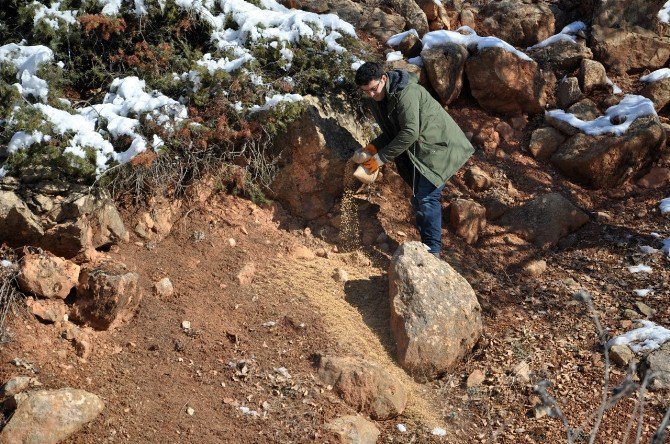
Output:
(0, 0), (364, 195)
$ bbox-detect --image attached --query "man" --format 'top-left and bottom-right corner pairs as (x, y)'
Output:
(355, 61), (474, 256)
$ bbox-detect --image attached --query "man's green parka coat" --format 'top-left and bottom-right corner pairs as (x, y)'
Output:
(369, 70), (474, 187)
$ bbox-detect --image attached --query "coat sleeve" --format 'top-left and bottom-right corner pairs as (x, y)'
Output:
(377, 93), (420, 163)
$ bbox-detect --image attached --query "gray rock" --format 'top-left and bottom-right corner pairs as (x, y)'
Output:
(58, 191), (128, 248)
(325, 415), (380, 444)
(422, 43), (469, 105)
(389, 242), (482, 381)
(529, 127), (566, 160)
(0, 377), (40, 398)
(556, 77), (582, 109)
(41, 219), (93, 260)
(154, 277), (174, 297)
(383, 0), (429, 36)
(641, 342), (670, 391)
(0, 388), (104, 444)
(635, 302), (656, 318)
(551, 116), (666, 188)
(497, 193), (589, 248)
(318, 355), (407, 420)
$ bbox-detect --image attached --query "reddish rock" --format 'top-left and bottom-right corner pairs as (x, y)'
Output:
(637, 167), (670, 188)
(450, 199), (487, 244)
(18, 252), (80, 299)
(71, 261), (141, 331)
(237, 262), (256, 286)
(318, 355), (407, 420)
(464, 166), (493, 191)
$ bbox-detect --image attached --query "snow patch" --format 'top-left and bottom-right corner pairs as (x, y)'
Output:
(1, 260), (13, 268)
(628, 264), (652, 273)
(640, 68), (670, 83)
(431, 427), (447, 436)
(387, 29), (420, 47)
(660, 197), (670, 214)
(0, 42), (54, 101)
(527, 21), (586, 50)
(545, 95), (657, 136)
(0, 167), (6, 179)
(248, 93), (303, 113)
(608, 320), (670, 353)
(32, 1), (78, 30)
(634, 289), (653, 297)
(386, 51), (403, 62)
(423, 26), (533, 62)
(659, 1), (670, 24)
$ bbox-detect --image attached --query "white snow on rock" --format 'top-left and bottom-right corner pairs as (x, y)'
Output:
(660, 197), (670, 214)
(386, 51), (403, 62)
(249, 93), (303, 113)
(606, 76), (622, 94)
(640, 68), (670, 83)
(608, 320), (670, 353)
(387, 29), (420, 47)
(0, 42), (54, 101)
(32, 1), (78, 30)
(422, 26), (533, 62)
(527, 21), (586, 50)
(628, 264), (652, 273)
(659, 1), (670, 24)
(545, 95), (657, 136)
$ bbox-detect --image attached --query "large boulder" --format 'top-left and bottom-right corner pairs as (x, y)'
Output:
(528, 40), (593, 73)
(41, 219), (94, 260)
(590, 0), (670, 74)
(389, 242), (482, 382)
(551, 116), (666, 188)
(579, 59), (610, 94)
(71, 260), (142, 330)
(478, 0), (555, 48)
(318, 355), (407, 420)
(421, 43), (468, 105)
(0, 190), (44, 247)
(270, 96), (367, 220)
(465, 47), (554, 115)
(497, 193), (589, 248)
(327, 0), (405, 43)
(0, 388), (104, 444)
(18, 251), (80, 299)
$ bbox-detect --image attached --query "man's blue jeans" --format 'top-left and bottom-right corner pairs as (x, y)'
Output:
(411, 172), (445, 256)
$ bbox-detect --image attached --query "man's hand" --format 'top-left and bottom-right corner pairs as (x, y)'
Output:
(362, 154), (384, 173)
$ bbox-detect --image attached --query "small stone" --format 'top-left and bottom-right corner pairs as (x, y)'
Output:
(397, 424), (407, 433)
(635, 302), (656, 318)
(624, 309), (641, 320)
(187, 406), (195, 416)
(534, 404), (550, 419)
(237, 262), (256, 286)
(181, 320), (191, 330)
(610, 344), (634, 366)
(333, 268), (349, 283)
(637, 167), (670, 189)
(510, 115), (528, 131)
(290, 245), (316, 261)
(0, 377), (40, 398)
(397, 231), (407, 237)
(596, 211), (612, 223)
(522, 260), (547, 277)
(154, 278), (174, 297)
(495, 122), (515, 142)
(228, 238), (237, 247)
(315, 248), (328, 258)
(464, 166), (493, 191)
(466, 369), (485, 388)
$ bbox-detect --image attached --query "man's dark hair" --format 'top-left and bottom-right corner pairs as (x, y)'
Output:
(355, 62), (385, 86)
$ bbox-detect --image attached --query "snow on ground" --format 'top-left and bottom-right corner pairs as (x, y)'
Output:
(660, 197), (670, 214)
(640, 68), (670, 83)
(0, 167), (6, 179)
(0, 42), (54, 102)
(545, 95), (656, 136)
(659, 1), (670, 24)
(634, 289), (653, 297)
(608, 320), (670, 353)
(628, 264), (652, 273)
(639, 245), (659, 254)
(527, 21), (586, 50)
(663, 237), (670, 255)
(422, 26), (533, 61)
(0, 260), (13, 268)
